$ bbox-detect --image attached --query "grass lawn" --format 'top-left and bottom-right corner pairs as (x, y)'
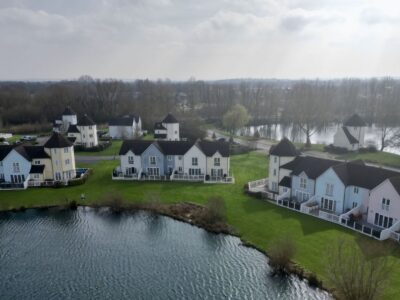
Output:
(1, 152), (400, 298)
(337, 151), (400, 169)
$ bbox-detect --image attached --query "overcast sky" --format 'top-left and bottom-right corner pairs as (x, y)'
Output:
(1, 0), (400, 80)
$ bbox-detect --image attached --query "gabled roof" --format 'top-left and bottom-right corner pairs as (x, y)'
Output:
(342, 126), (358, 144)
(281, 156), (341, 179)
(119, 140), (153, 155)
(0, 145), (14, 160)
(198, 140), (230, 157)
(332, 161), (400, 190)
(63, 106), (76, 116)
(154, 122), (167, 130)
(44, 132), (73, 148)
(78, 114), (96, 126)
(269, 138), (299, 157)
(162, 113), (178, 124)
(389, 177), (400, 196)
(23, 146), (50, 160)
(30, 165), (45, 174)
(109, 115), (139, 126)
(67, 124), (80, 134)
(157, 140), (195, 155)
(279, 176), (291, 188)
(344, 114), (366, 127)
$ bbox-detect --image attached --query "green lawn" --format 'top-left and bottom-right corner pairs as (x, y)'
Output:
(337, 151), (400, 169)
(1, 152), (400, 298)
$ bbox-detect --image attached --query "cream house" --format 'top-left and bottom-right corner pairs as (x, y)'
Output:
(67, 114), (98, 148)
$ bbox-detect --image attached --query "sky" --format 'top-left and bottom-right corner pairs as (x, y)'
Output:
(1, 0), (400, 81)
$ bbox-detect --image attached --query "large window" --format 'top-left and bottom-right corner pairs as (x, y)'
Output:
(214, 157), (220, 166)
(382, 198), (390, 211)
(354, 186), (359, 194)
(211, 169), (223, 177)
(325, 183), (334, 196)
(128, 156), (134, 164)
(300, 177), (307, 189)
(12, 162), (20, 173)
(189, 168), (201, 175)
(65, 159), (70, 165)
(374, 213), (393, 228)
(64, 147), (69, 153)
(192, 157), (198, 166)
(149, 156), (156, 165)
(147, 168), (160, 176)
(321, 198), (336, 212)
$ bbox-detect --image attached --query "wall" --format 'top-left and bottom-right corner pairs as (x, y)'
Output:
(2, 150), (31, 182)
(109, 125), (134, 139)
(183, 145), (206, 175)
(164, 123), (180, 141)
(62, 115), (77, 126)
(206, 151), (229, 177)
(141, 144), (165, 175)
(343, 185), (370, 212)
(291, 173), (315, 200)
(30, 158), (53, 180)
(78, 125), (98, 147)
(269, 155), (295, 192)
(120, 150), (142, 175)
(47, 146), (76, 181)
(315, 168), (346, 214)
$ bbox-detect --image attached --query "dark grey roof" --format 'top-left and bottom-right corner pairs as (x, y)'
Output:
(332, 161), (400, 190)
(67, 124), (80, 134)
(389, 177), (400, 196)
(0, 145), (14, 160)
(109, 115), (139, 126)
(63, 106), (76, 116)
(198, 140), (230, 157)
(279, 176), (291, 188)
(157, 141), (195, 155)
(78, 114), (96, 126)
(67, 137), (77, 143)
(344, 114), (366, 127)
(119, 140), (153, 155)
(281, 156), (341, 179)
(342, 127), (358, 144)
(154, 122), (167, 130)
(44, 132), (73, 148)
(30, 165), (45, 174)
(23, 146), (50, 160)
(269, 138), (299, 157)
(162, 113), (178, 124)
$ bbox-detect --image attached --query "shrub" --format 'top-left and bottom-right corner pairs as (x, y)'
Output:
(68, 200), (78, 210)
(254, 130), (260, 139)
(212, 132), (217, 140)
(324, 144), (349, 154)
(307, 273), (321, 288)
(101, 191), (125, 213)
(268, 236), (296, 275)
(202, 197), (226, 225)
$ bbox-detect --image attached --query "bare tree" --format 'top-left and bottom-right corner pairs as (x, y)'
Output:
(267, 236), (296, 275)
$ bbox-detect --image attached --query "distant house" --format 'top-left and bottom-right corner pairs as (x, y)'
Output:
(0, 132), (79, 190)
(333, 114), (366, 151)
(53, 106), (78, 133)
(109, 115), (142, 139)
(67, 114), (98, 148)
(113, 139), (232, 183)
(154, 113), (180, 141)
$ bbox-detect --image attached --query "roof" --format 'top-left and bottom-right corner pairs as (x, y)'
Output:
(279, 176), (292, 188)
(344, 114), (366, 127)
(269, 138), (300, 157)
(332, 161), (400, 190)
(198, 140), (230, 157)
(0, 145), (14, 160)
(109, 115), (140, 126)
(23, 146), (50, 160)
(44, 132), (73, 148)
(154, 122), (167, 130)
(63, 106), (76, 116)
(30, 165), (45, 174)
(78, 114), (96, 126)
(67, 124), (80, 134)
(342, 127), (358, 144)
(389, 177), (400, 196)
(281, 156), (341, 179)
(119, 140), (153, 155)
(162, 113), (178, 124)
(157, 140), (195, 155)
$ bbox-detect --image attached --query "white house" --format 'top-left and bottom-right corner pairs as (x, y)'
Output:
(109, 115), (142, 139)
(53, 106), (78, 133)
(333, 114), (366, 151)
(67, 114), (98, 148)
(154, 113), (180, 141)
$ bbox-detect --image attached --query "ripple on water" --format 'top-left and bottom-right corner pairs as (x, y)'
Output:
(0, 208), (331, 300)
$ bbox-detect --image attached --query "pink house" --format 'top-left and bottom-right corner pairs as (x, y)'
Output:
(367, 177), (400, 229)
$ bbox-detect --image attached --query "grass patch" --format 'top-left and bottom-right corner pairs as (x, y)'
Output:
(337, 151), (400, 169)
(1, 151), (400, 299)
(76, 140), (122, 156)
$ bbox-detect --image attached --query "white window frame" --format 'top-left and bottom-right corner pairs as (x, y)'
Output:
(167, 155), (173, 161)
(325, 183), (334, 196)
(128, 156), (134, 164)
(354, 186), (359, 194)
(149, 156), (156, 165)
(214, 157), (220, 166)
(13, 162), (20, 173)
(64, 147), (69, 153)
(192, 157), (198, 166)
(300, 177), (307, 189)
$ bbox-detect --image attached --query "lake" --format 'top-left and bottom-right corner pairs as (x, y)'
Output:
(241, 124), (400, 154)
(0, 208), (331, 299)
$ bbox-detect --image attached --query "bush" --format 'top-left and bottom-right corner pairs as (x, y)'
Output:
(202, 197), (226, 225)
(268, 236), (296, 275)
(359, 145), (378, 153)
(324, 144), (349, 154)
(101, 191), (125, 213)
(254, 130), (260, 138)
(307, 273), (321, 288)
(68, 200), (78, 210)
(74, 141), (111, 152)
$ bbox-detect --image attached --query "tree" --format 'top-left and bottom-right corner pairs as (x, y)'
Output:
(267, 236), (296, 275)
(326, 239), (395, 300)
(202, 196), (226, 225)
(222, 104), (250, 136)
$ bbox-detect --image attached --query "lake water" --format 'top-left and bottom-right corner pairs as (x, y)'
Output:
(241, 124), (400, 154)
(0, 208), (330, 299)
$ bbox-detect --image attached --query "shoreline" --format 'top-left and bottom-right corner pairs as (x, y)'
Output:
(1, 201), (332, 298)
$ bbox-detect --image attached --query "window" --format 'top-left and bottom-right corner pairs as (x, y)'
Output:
(354, 187), (359, 194)
(12, 162), (20, 173)
(89, 126), (92, 130)
(273, 169), (277, 176)
(65, 159), (70, 165)
(321, 198), (336, 212)
(189, 168), (201, 175)
(325, 183), (334, 196)
(34, 174), (39, 179)
(178, 166), (183, 172)
(300, 177), (307, 189)
(54, 149), (57, 154)
(149, 156), (156, 165)
(89, 134), (93, 138)
(175, 131), (178, 134)
(192, 157), (198, 166)
(374, 213), (393, 228)
(211, 169), (223, 177)
(34, 160), (41, 165)
(382, 198), (390, 211)
(352, 202), (358, 208)
(147, 168), (160, 176)
(167, 155), (173, 161)
(178, 156), (182, 160)
(271, 181), (278, 192)
(214, 157), (220, 166)
(64, 147), (69, 153)
(274, 156), (277, 163)
(55, 172), (61, 181)
(128, 156), (134, 164)
(55, 160), (59, 166)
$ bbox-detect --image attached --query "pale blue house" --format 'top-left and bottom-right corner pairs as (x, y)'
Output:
(0, 145), (32, 188)
(141, 143), (165, 177)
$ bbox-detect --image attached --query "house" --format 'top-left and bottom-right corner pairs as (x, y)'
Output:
(0, 132), (78, 190)
(67, 114), (98, 148)
(154, 113), (180, 141)
(53, 106), (78, 133)
(333, 114), (366, 151)
(109, 115), (142, 139)
(113, 139), (232, 183)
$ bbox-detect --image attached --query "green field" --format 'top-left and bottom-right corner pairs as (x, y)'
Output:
(1, 152), (400, 298)
(338, 151), (400, 169)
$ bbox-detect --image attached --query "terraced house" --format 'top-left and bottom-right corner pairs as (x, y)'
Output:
(248, 138), (400, 241)
(0, 132), (84, 190)
(113, 140), (233, 183)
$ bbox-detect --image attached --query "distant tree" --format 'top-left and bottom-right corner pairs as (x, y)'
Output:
(222, 104), (250, 136)
(212, 132), (217, 140)
(254, 130), (260, 139)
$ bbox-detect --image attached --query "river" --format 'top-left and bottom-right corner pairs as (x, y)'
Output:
(0, 208), (331, 299)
